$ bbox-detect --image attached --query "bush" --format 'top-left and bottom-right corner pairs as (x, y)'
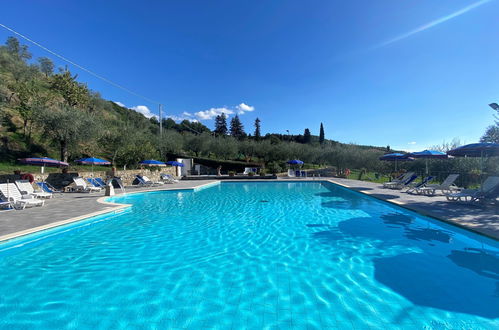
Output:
(267, 161), (282, 174)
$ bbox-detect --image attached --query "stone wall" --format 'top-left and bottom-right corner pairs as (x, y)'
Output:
(0, 167), (177, 189)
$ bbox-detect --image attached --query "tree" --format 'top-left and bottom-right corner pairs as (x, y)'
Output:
(480, 125), (499, 143)
(319, 122), (325, 144)
(230, 115), (245, 139)
(11, 79), (46, 140)
(50, 70), (90, 108)
(254, 118), (261, 141)
(37, 105), (98, 162)
(5, 37), (31, 61)
(185, 133), (208, 156)
(163, 118), (177, 130)
(303, 128), (312, 144)
(214, 113), (228, 136)
(38, 57), (54, 76)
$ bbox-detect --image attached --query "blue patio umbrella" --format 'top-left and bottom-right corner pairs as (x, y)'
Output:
(379, 153), (413, 171)
(287, 159), (304, 165)
(18, 157), (69, 174)
(166, 161), (185, 167)
(447, 143), (499, 158)
(408, 150), (448, 175)
(75, 157), (111, 165)
(447, 143), (499, 179)
(75, 157), (111, 177)
(139, 160), (166, 167)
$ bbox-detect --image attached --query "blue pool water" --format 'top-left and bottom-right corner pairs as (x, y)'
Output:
(0, 181), (498, 329)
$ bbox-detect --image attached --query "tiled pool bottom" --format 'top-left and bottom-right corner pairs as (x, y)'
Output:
(0, 181), (497, 329)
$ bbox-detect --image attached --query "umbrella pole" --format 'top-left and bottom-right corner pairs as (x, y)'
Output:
(426, 159), (429, 176)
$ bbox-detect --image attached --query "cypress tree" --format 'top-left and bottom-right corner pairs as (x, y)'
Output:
(254, 118), (261, 141)
(319, 122), (325, 144)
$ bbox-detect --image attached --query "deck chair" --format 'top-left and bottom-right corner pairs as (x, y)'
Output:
(0, 183), (44, 209)
(36, 182), (63, 195)
(287, 169), (296, 177)
(136, 175), (163, 186)
(383, 172), (414, 188)
(446, 176), (499, 202)
(405, 176), (433, 194)
(73, 177), (101, 192)
(142, 175), (164, 185)
(243, 167), (252, 175)
(94, 177), (107, 187)
(160, 173), (178, 183)
(414, 174), (460, 196)
(86, 178), (105, 188)
(15, 180), (53, 199)
(386, 174), (418, 190)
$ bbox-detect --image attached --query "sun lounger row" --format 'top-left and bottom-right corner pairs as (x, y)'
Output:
(445, 176), (499, 203)
(0, 183), (45, 210)
(382, 173), (499, 204)
(135, 174), (178, 186)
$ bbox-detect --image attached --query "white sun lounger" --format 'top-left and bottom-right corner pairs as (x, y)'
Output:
(160, 173), (178, 183)
(73, 177), (102, 192)
(140, 175), (164, 186)
(15, 180), (53, 199)
(446, 176), (499, 202)
(413, 174), (460, 196)
(0, 183), (45, 209)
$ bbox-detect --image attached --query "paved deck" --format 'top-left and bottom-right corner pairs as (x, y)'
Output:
(0, 178), (497, 242)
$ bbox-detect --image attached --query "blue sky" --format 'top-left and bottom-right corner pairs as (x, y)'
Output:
(1, 0), (498, 151)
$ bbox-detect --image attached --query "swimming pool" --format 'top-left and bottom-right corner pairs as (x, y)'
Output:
(0, 181), (497, 329)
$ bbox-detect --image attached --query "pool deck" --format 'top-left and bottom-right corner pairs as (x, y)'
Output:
(0, 178), (497, 242)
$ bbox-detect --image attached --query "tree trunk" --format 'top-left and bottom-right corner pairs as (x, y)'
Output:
(60, 139), (68, 162)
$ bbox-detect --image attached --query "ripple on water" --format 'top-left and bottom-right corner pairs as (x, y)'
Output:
(0, 181), (498, 329)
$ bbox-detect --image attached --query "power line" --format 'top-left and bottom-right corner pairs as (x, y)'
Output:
(0, 22), (161, 105)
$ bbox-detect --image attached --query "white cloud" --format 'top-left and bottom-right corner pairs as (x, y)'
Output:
(194, 107), (234, 120)
(408, 141), (417, 145)
(165, 114), (198, 123)
(113, 101), (126, 107)
(236, 103), (255, 114)
(131, 105), (157, 119)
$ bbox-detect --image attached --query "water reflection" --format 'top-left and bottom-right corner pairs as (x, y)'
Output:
(374, 252), (499, 318)
(381, 213), (413, 228)
(448, 248), (499, 280)
(405, 227), (452, 244)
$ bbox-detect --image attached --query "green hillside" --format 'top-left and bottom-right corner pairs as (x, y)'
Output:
(0, 36), (393, 174)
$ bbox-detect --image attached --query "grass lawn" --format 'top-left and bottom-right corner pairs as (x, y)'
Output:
(346, 169), (391, 183)
(0, 162), (111, 175)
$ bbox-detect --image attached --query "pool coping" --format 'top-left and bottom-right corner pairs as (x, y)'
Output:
(0, 179), (496, 244)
